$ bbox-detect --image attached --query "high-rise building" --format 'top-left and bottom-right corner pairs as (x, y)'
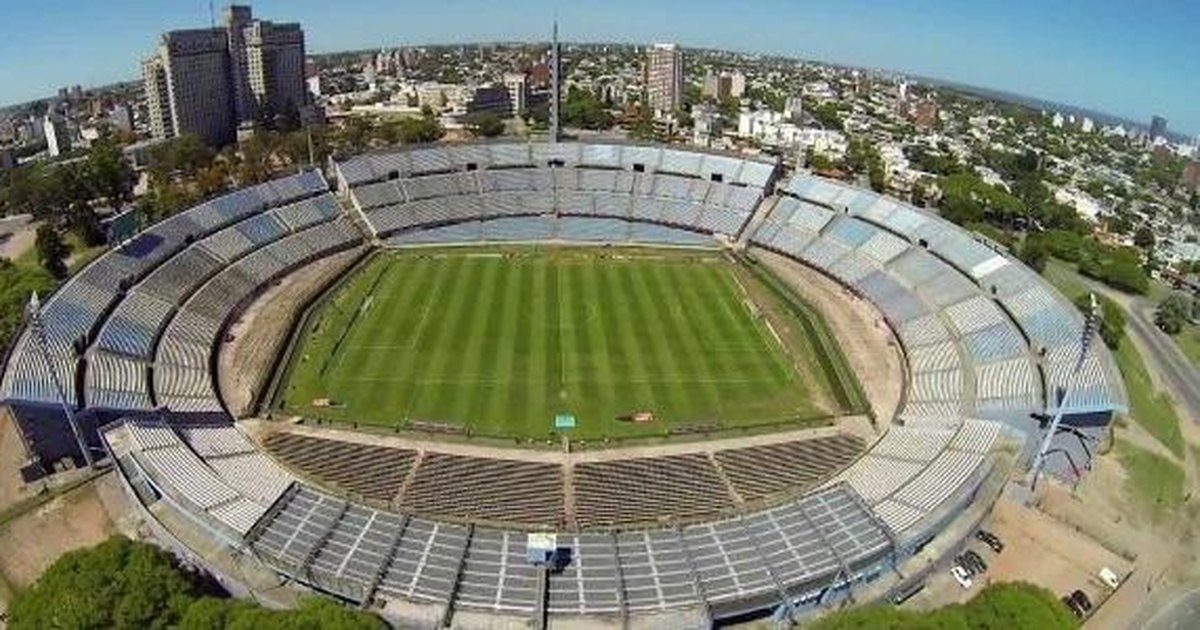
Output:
(142, 5), (305, 147)
(504, 72), (528, 117)
(645, 43), (683, 117)
(1150, 115), (1168, 142)
(702, 70), (747, 102)
(226, 5), (306, 127)
(728, 72), (746, 99)
(143, 28), (236, 146)
(42, 115), (71, 157)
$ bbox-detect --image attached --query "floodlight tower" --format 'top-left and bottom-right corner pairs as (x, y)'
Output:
(26, 292), (93, 467)
(1025, 293), (1099, 491)
(549, 20), (561, 143)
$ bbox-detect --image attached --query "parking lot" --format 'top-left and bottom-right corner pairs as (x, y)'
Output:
(903, 496), (1133, 615)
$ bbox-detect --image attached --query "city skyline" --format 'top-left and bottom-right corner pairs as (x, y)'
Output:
(0, 0), (1197, 135)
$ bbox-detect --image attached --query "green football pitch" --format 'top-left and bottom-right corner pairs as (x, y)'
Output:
(275, 247), (854, 441)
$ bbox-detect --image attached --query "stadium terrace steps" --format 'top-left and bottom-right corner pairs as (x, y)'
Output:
(255, 430), (867, 530)
(262, 431), (416, 503)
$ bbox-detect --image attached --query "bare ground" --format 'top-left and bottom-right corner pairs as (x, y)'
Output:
(0, 216), (36, 262)
(218, 248), (365, 417)
(0, 415), (34, 514)
(0, 476), (116, 589)
(750, 248), (904, 427)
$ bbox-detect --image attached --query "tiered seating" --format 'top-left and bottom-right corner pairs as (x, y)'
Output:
(573, 453), (736, 527)
(341, 142), (777, 242)
(261, 432), (417, 503)
(117, 417), (287, 535)
(777, 171), (1126, 422)
(833, 419), (1001, 539)
(84, 351), (151, 410)
(248, 479), (890, 616)
(712, 434), (865, 501)
(1, 171), (330, 409)
(400, 453), (564, 526)
(154, 218), (361, 412)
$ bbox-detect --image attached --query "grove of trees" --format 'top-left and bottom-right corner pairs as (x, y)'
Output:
(1155, 292), (1198, 335)
(6, 536), (384, 630)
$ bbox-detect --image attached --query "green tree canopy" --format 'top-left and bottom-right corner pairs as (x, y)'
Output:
(8, 537), (385, 630)
(34, 224), (68, 279)
(811, 582), (1076, 630)
(85, 138), (135, 209)
(464, 111), (506, 138)
(563, 88), (615, 131)
(8, 536), (213, 629)
(1156, 292), (1194, 335)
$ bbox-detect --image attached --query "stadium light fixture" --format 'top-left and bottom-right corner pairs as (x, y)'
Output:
(25, 292), (94, 468)
(1025, 293), (1098, 492)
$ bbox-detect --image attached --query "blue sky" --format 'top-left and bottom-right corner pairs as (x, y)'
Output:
(1, 0), (1197, 134)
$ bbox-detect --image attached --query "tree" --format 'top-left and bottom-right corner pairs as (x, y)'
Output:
(464, 111), (505, 138)
(1018, 236), (1050, 273)
(1133, 224), (1156, 250)
(562, 88), (615, 131)
(811, 582), (1076, 630)
(85, 138), (135, 208)
(35, 224), (68, 279)
(8, 536), (214, 629)
(9, 536), (386, 630)
(1156, 292), (1193, 335)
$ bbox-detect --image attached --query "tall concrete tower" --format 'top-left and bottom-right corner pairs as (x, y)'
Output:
(549, 21), (561, 143)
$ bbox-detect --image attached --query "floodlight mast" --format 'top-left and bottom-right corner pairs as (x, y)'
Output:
(26, 292), (93, 468)
(1025, 293), (1099, 491)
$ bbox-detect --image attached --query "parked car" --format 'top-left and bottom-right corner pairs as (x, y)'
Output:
(975, 530), (1004, 553)
(951, 565), (973, 589)
(963, 550), (988, 573)
(1070, 589), (1093, 612)
(955, 554), (976, 576)
(1062, 595), (1085, 618)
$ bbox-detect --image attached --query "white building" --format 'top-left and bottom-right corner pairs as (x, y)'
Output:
(42, 115), (70, 157)
(736, 109), (846, 155)
(503, 73), (528, 117)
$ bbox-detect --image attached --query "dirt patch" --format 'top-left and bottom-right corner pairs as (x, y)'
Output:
(218, 248), (365, 416)
(0, 478), (116, 589)
(0, 415), (35, 514)
(984, 497), (1130, 599)
(750, 248), (903, 426)
(0, 216), (37, 262)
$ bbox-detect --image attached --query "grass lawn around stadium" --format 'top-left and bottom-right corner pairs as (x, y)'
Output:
(275, 247), (857, 442)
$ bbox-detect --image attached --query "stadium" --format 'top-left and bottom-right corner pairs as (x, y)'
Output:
(0, 140), (1127, 628)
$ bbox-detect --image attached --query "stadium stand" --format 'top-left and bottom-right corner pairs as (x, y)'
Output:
(2, 170), (329, 409)
(2, 143), (1128, 627)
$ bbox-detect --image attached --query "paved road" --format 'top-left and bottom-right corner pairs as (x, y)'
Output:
(1076, 277), (1200, 422)
(1143, 585), (1200, 630)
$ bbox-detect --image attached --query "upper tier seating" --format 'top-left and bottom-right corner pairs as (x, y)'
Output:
(1, 171), (330, 409)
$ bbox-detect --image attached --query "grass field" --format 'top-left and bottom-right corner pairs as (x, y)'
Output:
(276, 247), (850, 441)
(1115, 440), (1185, 524)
